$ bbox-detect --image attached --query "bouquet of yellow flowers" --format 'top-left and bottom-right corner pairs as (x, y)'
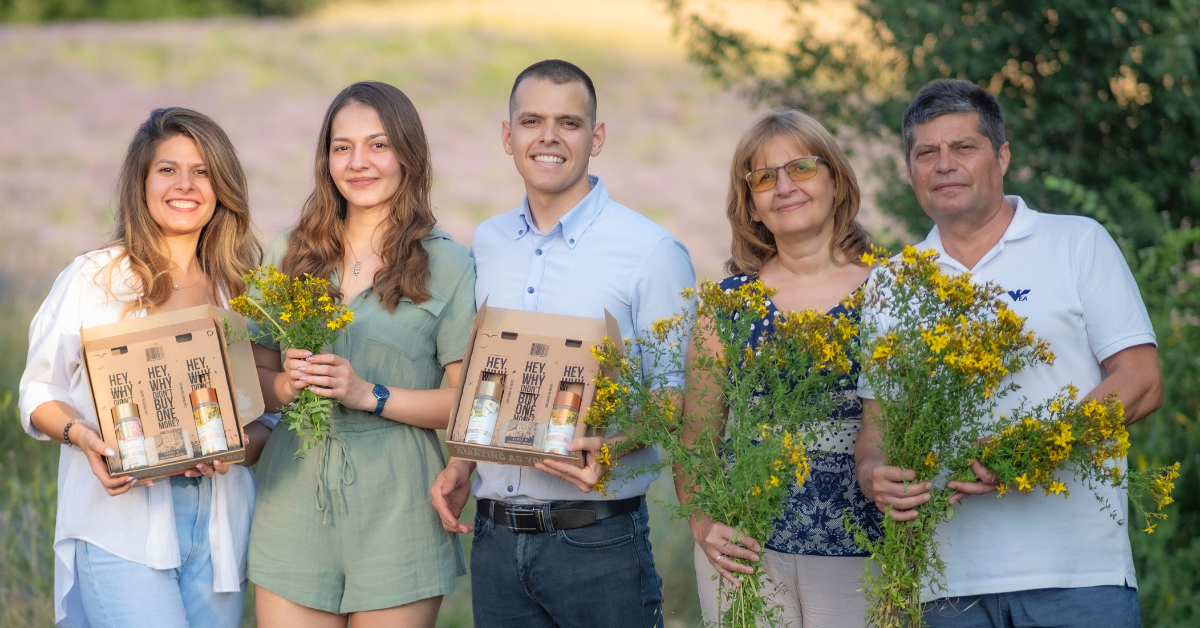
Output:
(590, 280), (857, 627)
(230, 265), (354, 459)
(849, 246), (1178, 628)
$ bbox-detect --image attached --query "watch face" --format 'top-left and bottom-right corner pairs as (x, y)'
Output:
(374, 384), (390, 400)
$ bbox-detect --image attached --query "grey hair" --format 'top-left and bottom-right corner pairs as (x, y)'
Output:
(902, 79), (1007, 162)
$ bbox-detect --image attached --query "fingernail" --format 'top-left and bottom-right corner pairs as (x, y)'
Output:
(126, 476), (136, 483)
(304, 351), (313, 357)
(197, 463), (205, 469)
(298, 366), (307, 372)
(299, 376), (308, 381)
(105, 448), (115, 456)
(145, 480), (154, 485)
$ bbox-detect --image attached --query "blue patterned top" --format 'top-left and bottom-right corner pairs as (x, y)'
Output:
(720, 274), (883, 556)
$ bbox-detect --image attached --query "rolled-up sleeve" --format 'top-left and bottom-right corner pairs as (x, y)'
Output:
(630, 237), (696, 389)
(19, 259), (88, 440)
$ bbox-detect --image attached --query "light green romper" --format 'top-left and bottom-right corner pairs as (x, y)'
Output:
(248, 228), (474, 613)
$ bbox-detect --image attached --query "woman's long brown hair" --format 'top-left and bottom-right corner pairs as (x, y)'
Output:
(725, 108), (871, 277)
(282, 81), (436, 310)
(103, 107), (261, 318)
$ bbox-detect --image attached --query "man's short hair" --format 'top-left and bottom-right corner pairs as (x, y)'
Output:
(509, 60), (598, 125)
(902, 79), (1007, 162)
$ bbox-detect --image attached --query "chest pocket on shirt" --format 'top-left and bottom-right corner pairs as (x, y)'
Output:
(365, 291), (447, 363)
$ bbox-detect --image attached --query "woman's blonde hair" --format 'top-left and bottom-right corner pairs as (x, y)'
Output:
(725, 108), (871, 276)
(104, 107), (261, 317)
(281, 81), (436, 311)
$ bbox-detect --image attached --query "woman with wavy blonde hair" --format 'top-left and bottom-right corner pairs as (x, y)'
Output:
(679, 108), (883, 627)
(20, 107), (272, 628)
(248, 81), (476, 628)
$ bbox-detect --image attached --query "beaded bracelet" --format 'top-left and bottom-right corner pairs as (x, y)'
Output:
(63, 420), (79, 450)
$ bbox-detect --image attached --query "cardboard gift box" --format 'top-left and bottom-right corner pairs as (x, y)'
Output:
(80, 305), (265, 481)
(445, 301), (622, 468)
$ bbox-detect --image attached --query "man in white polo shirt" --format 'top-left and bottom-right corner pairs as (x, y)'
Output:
(855, 79), (1163, 627)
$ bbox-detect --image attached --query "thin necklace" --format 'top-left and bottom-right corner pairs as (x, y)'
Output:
(347, 241), (379, 277)
(173, 271), (203, 291)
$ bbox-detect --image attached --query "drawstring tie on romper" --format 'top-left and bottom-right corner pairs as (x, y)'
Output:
(315, 431), (356, 526)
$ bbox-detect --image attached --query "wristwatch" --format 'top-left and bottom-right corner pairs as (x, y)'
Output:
(371, 384), (390, 416)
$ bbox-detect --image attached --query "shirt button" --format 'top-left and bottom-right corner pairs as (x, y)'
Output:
(507, 486), (514, 492)
(527, 287), (534, 293)
(536, 249), (543, 255)
(569, 239), (575, 244)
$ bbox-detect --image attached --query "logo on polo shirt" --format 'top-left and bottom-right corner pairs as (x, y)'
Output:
(1007, 289), (1031, 302)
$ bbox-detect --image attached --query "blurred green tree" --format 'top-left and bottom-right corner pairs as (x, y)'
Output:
(666, 0), (1200, 245)
(664, 1), (1200, 624)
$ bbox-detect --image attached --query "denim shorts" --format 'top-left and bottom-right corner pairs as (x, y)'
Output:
(73, 476), (245, 628)
(924, 585), (1141, 628)
(469, 499), (664, 628)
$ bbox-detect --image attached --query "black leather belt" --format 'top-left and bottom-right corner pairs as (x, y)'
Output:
(478, 496), (643, 533)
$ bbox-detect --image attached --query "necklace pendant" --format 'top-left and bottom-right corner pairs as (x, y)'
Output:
(353, 262), (361, 276)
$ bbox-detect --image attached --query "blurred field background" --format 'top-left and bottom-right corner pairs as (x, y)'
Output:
(0, 1), (860, 626)
(4, 0), (1200, 626)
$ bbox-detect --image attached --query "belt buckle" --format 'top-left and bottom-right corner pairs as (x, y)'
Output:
(505, 506), (545, 533)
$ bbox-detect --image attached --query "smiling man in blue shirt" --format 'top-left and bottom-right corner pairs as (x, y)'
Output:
(430, 60), (695, 628)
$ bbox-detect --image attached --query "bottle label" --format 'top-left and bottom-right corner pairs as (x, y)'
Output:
(193, 404), (228, 455)
(545, 406), (579, 455)
(464, 397), (501, 445)
(115, 419), (148, 470)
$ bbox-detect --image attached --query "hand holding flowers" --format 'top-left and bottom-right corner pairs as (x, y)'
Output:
(589, 280), (852, 627)
(230, 265), (354, 459)
(850, 246), (1179, 628)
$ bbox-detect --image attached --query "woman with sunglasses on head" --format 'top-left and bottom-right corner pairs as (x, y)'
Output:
(679, 108), (884, 627)
(248, 81), (475, 628)
(19, 107), (271, 628)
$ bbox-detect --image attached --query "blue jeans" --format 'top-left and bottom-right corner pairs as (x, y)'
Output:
(924, 585), (1141, 628)
(74, 476), (245, 628)
(470, 499), (664, 628)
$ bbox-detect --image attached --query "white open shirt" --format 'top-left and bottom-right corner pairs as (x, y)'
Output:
(19, 248), (257, 628)
(859, 197), (1156, 600)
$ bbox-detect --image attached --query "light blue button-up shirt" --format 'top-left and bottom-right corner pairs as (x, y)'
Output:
(470, 175), (696, 502)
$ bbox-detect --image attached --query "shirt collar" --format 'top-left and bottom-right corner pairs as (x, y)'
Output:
(923, 195), (1038, 271)
(507, 175), (609, 249)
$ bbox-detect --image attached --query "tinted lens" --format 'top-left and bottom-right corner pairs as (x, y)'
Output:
(745, 168), (778, 192)
(783, 157), (819, 182)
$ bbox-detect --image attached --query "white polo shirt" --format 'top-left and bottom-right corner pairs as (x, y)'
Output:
(858, 196), (1156, 600)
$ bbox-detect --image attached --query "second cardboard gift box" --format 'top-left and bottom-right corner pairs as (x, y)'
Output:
(446, 301), (622, 468)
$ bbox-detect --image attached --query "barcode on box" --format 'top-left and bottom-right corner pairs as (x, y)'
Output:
(530, 343), (549, 357)
(145, 346), (165, 362)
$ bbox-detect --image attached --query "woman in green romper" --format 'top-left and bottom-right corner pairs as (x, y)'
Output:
(248, 82), (475, 628)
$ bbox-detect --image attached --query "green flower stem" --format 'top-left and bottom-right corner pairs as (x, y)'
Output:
(246, 295), (290, 341)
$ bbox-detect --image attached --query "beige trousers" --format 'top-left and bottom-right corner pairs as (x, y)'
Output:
(694, 543), (873, 628)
